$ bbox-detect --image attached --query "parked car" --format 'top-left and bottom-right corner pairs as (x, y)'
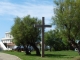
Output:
(13, 45), (33, 52)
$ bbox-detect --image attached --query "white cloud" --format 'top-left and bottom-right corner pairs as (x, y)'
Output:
(0, 1), (55, 40)
(0, 1), (55, 29)
(0, 1), (54, 18)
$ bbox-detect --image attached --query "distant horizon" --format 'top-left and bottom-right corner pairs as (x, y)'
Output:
(0, 0), (55, 40)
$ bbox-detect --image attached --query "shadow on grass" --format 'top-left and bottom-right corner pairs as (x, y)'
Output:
(25, 54), (40, 56)
(45, 54), (66, 57)
(26, 54), (74, 58)
(45, 54), (74, 58)
(46, 54), (69, 58)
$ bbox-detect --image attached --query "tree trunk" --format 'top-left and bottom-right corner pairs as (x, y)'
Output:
(23, 45), (31, 55)
(67, 31), (80, 55)
(69, 40), (80, 55)
(77, 48), (80, 55)
(30, 43), (41, 56)
(77, 41), (80, 55)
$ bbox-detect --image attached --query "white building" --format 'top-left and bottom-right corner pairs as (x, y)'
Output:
(1, 32), (15, 50)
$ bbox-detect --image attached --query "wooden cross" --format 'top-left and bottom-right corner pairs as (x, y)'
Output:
(34, 17), (51, 57)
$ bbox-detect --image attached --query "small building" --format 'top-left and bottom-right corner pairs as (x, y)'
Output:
(1, 32), (15, 50)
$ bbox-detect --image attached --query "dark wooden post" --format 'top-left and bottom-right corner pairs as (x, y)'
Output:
(34, 17), (51, 57)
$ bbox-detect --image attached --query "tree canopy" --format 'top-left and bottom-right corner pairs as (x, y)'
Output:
(53, 0), (80, 54)
(11, 15), (41, 55)
(45, 30), (65, 51)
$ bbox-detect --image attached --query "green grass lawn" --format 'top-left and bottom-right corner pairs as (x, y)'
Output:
(1, 50), (80, 60)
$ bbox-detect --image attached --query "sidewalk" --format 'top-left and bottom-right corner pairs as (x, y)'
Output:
(0, 52), (21, 60)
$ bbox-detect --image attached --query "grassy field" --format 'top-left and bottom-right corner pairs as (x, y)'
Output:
(1, 50), (80, 60)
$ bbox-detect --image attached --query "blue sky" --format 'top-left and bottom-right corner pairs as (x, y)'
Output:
(0, 0), (55, 40)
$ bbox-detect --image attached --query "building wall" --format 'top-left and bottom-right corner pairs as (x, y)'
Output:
(1, 32), (15, 50)
(1, 32), (13, 43)
(5, 32), (13, 39)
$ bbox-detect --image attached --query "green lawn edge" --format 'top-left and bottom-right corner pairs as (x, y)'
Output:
(1, 50), (80, 60)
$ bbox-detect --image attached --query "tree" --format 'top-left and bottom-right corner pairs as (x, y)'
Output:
(45, 30), (55, 51)
(44, 30), (64, 51)
(53, 0), (80, 54)
(11, 15), (41, 55)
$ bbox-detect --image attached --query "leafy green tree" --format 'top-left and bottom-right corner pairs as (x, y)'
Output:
(45, 30), (64, 51)
(45, 30), (55, 51)
(11, 15), (41, 55)
(53, 0), (80, 54)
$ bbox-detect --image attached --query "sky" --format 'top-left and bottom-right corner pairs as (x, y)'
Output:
(0, 0), (55, 40)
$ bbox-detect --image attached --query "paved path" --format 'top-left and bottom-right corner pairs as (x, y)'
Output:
(0, 52), (21, 60)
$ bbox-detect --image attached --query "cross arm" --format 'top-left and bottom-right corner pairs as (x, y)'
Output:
(44, 25), (52, 27)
